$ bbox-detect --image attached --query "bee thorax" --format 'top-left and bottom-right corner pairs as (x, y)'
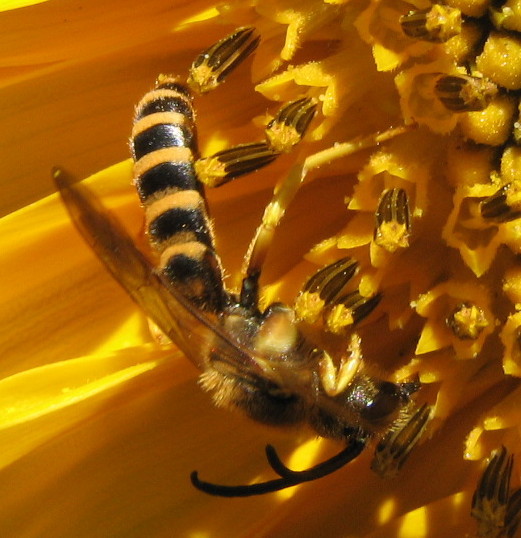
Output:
(254, 303), (299, 357)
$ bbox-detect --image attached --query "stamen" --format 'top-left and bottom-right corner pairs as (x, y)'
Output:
(195, 142), (279, 187)
(265, 98), (318, 153)
(472, 447), (521, 538)
(434, 74), (498, 112)
(326, 291), (382, 334)
(374, 188), (411, 252)
(489, 4), (519, 32)
(480, 181), (521, 223)
(400, 5), (462, 43)
(295, 257), (359, 324)
(446, 302), (489, 340)
(371, 403), (431, 478)
(303, 257), (359, 298)
(188, 27), (260, 94)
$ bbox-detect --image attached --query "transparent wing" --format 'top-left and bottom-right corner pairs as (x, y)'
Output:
(53, 168), (270, 380)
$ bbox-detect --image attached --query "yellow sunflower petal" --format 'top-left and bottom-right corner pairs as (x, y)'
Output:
(1, 0), (50, 10)
(4, 0), (521, 536)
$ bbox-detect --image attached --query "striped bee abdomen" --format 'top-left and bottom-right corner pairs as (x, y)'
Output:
(132, 76), (199, 201)
(132, 75), (226, 312)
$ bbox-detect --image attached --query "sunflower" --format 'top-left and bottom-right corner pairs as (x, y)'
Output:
(1, 0), (521, 536)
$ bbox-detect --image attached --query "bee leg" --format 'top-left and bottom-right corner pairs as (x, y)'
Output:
(319, 334), (363, 397)
(191, 435), (367, 497)
(371, 403), (431, 478)
(472, 446), (521, 538)
(242, 160), (307, 298)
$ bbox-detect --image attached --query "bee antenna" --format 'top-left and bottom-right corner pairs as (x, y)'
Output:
(190, 437), (367, 497)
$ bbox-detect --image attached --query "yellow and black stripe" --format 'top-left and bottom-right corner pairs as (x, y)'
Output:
(131, 75), (226, 313)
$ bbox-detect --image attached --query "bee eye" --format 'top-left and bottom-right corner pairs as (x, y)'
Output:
(360, 381), (403, 422)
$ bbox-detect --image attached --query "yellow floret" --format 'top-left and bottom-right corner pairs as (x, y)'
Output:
(459, 94), (518, 146)
(444, 0), (490, 17)
(446, 140), (496, 187)
(444, 21), (484, 64)
(501, 146), (521, 183)
(476, 32), (521, 90)
(490, 0), (521, 32)
(503, 266), (521, 307)
(501, 313), (521, 376)
(414, 281), (494, 359)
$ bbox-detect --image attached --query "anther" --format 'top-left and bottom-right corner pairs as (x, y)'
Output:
(446, 302), (489, 340)
(195, 142), (279, 187)
(326, 291), (382, 334)
(400, 5), (461, 43)
(434, 74), (498, 112)
(472, 447), (521, 538)
(188, 27), (260, 94)
(480, 181), (521, 223)
(371, 403), (431, 478)
(295, 258), (359, 324)
(265, 98), (318, 153)
(374, 188), (411, 252)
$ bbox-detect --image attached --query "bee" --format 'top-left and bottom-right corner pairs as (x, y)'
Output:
(54, 27), (430, 497)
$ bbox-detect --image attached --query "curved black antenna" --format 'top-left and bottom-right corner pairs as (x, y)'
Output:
(191, 437), (367, 497)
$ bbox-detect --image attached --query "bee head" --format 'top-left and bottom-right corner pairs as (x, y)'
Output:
(310, 374), (419, 441)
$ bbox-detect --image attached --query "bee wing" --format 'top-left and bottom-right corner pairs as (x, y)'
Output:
(53, 168), (273, 380)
